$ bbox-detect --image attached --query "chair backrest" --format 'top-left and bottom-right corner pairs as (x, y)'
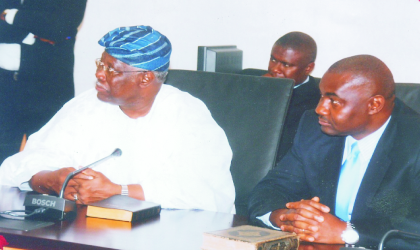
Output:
(165, 70), (294, 216)
(395, 83), (420, 114)
(240, 68), (268, 77)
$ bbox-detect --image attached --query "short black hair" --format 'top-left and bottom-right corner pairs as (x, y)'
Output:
(274, 32), (317, 63)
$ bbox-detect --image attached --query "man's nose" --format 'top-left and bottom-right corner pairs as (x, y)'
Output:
(315, 97), (328, 116)
(95, 68), (106, 80)
(271, 63), (283, 73)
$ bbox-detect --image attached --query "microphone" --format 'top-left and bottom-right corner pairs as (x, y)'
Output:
(378, 229), (420, 250)
(59, 148), (122, 198)
(24, 148), (122, 221)
(339, 229), (420, 250)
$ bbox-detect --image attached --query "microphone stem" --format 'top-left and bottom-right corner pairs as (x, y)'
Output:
(58, 153), (117, 198)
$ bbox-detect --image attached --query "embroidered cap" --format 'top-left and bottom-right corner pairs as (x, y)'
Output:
(98, 25), (171, 71)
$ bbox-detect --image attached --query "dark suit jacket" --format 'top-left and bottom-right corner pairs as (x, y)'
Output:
(248, 99), (420, 249)
(0, 0), (86, 83)
(276, 76), (320, 163)
(0, 0), (86, 163)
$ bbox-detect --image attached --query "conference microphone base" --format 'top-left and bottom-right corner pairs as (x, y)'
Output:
(23, 193), (77, 221)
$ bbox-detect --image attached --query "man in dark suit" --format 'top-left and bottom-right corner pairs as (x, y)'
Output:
(249, 55), (420, 249)
(263, 32), (320, 163)
(0, 0), (87, 163)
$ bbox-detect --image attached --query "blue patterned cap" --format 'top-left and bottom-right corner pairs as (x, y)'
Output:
(98, 25), (171, 71)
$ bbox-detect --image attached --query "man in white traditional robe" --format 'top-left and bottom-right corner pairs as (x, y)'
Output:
(0, 25), (235, 213)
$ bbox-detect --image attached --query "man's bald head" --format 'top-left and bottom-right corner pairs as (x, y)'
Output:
(327, 55), (395, 100)
(274, 32), (317, 64)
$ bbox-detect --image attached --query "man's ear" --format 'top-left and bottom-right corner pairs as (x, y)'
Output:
(368, 95), (385, 115)
(305, 62), (315, 75)
(137, 71), (156, 88)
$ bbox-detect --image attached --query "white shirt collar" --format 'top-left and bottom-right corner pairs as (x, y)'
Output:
(294, 76), (310, 89)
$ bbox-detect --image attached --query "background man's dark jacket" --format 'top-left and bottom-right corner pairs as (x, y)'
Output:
(0, 0), (87, 162)
(276, 75), (320, 163)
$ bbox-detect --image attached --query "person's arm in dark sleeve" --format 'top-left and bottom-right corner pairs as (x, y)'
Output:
(248, 112), (313, 226)
(11, 0), (87, 43)
(0, 1), (28, 43)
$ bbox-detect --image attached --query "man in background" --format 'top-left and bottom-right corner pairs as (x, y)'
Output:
(249, 55), (420, 249)
(0, 0), (87, 163)
(0, 25), (235, 214)
(263, 32), (320, 162)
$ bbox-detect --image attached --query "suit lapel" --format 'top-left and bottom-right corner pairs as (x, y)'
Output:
(318, 137), (345, 211)
(351, 117), (397, 220)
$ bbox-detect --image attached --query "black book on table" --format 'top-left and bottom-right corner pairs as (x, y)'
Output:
(86, 195), (161, 222)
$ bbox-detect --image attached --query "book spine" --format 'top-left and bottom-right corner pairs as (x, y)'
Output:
(258, 237), (299, 250)
(132, 206), (161, 221)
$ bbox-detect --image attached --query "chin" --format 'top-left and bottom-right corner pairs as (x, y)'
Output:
(320, 126), (338, 136)
(97, 92), (110, 103)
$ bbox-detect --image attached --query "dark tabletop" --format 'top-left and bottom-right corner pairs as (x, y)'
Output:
(0, 186), (247, 250)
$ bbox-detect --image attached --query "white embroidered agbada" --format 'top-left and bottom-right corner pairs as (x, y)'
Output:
(0, 84), (235, 213)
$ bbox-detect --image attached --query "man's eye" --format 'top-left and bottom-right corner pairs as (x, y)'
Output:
(108, 67), (117, 73)
(331, 99), (340, 105)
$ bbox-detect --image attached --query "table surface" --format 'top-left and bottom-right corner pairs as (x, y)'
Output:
(0, 186), (346, 250)
(0, 186), (248, 250)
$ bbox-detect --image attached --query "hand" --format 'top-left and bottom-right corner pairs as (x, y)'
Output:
(305, 212), (346, 244)
(270, 197), (327, 242)
(71, 168), (120, 204)
(30, 168), (78, 195)
(270, 197), (346, 244)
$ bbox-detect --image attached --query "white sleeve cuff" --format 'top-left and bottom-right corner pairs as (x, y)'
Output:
(22, 33), (35, 45)
(5, 9), (18, 25)
(19, 181), (33, 191)
(256, 211), (281, 230)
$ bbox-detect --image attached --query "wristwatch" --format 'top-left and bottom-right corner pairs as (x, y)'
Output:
(121, 185), (129, 196)
(341, 221), (359, 246)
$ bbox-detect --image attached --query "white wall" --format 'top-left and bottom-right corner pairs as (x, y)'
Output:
(74, 0), (420, 95)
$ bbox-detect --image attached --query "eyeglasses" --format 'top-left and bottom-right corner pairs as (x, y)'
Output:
(95, 59), (148, 76)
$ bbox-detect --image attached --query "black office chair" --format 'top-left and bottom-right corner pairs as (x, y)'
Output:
(240, 68), (268, 77)
(395, 83), (420, 114)
(165, 70), (294, 216)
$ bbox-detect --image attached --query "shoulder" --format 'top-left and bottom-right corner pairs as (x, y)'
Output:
(309, 75), (321, 85)
(295, 110), (341, 148)
(60, 88), (104, 112)
(46, 88), (116, 125)
(297, 111), (322, 136)
(292, 76), (320, 103)
(156, 84), (212, 117)
(392, 99), (420, 138)
(303, 76), (321, 93)
(152, 84), (229, 146)
(150, 84), (222, 135)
